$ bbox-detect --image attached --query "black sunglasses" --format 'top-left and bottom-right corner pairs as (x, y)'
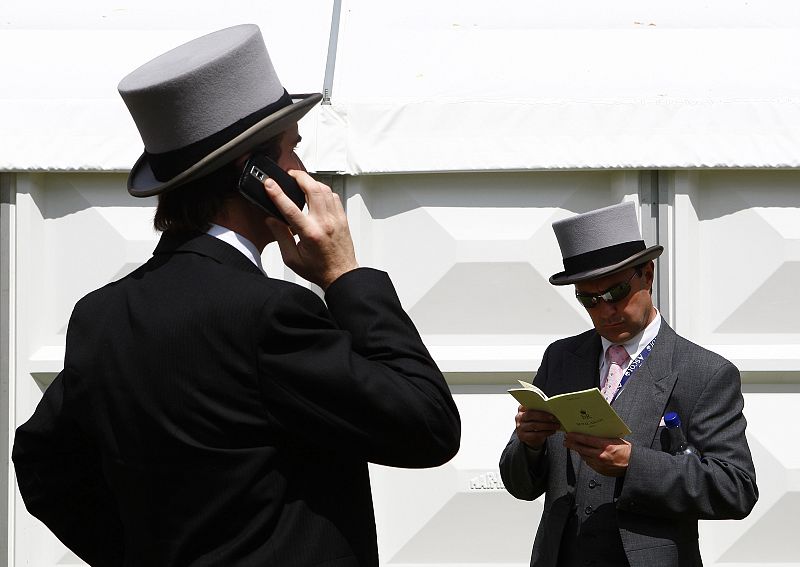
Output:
(575, 271), (639, 309)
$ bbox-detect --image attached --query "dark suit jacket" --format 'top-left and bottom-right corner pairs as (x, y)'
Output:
(13, 231), (461, 567)
(499, 320), (757, 567)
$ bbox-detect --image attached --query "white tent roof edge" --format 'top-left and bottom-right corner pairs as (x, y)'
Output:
(3, 1), (800, 173)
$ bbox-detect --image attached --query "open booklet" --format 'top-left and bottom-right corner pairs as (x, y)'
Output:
(508, 380), (631, 438)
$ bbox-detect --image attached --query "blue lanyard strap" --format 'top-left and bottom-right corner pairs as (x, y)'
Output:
(611, 336), (657, 403)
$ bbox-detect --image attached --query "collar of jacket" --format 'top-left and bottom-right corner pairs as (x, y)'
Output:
(153, 230), (265, 276)
(611, 319), (679, 448)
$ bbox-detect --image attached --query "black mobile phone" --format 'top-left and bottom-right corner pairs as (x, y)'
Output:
(237, 154), (305, 224)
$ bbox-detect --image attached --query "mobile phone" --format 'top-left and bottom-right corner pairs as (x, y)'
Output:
(237, 154), (305, 224)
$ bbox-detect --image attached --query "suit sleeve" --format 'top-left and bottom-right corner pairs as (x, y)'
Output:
(13, 371), (124, 566)
(617, 360), (758, 520)
(255, 268), (460, 468)
(499, 344), (552, 500)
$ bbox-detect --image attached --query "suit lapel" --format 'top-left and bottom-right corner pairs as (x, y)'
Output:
(558, 333), (602, 395)
(612, 318), (679, 446)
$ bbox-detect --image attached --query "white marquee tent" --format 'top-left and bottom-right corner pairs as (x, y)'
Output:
(2, 1), (799, 565)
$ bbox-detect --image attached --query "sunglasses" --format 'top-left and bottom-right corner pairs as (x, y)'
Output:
(575, 271), (639, 309)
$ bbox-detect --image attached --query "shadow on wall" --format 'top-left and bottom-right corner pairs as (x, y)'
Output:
(682, 170), (800, 335)
(23, 172), (156, 221)
(344, 170), (638, 339)
(353, 170), (627, 221)
(688, 169), (800, 222)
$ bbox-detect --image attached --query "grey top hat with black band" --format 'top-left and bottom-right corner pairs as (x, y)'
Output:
(118, 24), (322, 197)
(549, 201), (663, 285)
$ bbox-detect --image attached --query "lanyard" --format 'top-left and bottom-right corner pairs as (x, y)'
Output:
(611, 336), (657, 403)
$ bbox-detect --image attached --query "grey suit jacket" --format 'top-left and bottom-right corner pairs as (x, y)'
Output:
(499, 319), (758, 567)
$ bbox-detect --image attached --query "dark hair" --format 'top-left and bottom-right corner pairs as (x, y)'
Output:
(153, 134), (283, 233)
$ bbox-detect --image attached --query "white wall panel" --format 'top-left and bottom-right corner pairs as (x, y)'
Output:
(8, 170), (799, 565)
(343, 171), (639, 372)
(699, 389), (800, 565)
(370, 392), (535, 566)
(672, 170), (800, 373)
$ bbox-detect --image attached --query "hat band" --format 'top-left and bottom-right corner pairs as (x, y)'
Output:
(146, 89), (293, 182)
(562, 241), (646, 275)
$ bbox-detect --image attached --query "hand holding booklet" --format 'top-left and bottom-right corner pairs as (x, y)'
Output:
(508, 380), (631, 438)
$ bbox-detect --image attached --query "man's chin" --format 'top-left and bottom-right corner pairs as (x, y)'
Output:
(599, 324), (631, 343)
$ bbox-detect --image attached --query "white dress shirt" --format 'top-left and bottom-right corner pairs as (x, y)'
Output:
(599, 308), (662, 386)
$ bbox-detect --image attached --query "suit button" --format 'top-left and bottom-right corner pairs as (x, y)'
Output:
(588, 479), (598, 489)
(584, 505), (593, 515)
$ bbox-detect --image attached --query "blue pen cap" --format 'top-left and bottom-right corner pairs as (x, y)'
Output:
(664, 411), (681, 429)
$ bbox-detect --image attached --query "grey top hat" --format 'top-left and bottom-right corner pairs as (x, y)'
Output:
(118, 24), (322, 197)
(549, 201), (663, 285)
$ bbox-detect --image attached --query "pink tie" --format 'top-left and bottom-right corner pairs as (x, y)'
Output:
(601, 345), (629, 403)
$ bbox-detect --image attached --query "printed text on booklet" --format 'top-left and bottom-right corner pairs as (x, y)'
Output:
(508, 381), (631, 438)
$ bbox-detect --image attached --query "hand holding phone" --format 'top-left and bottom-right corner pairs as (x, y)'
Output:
(237, 154), (305, 224)
(262, 169), (359, 290)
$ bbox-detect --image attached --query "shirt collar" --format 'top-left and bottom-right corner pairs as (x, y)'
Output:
(601, 308), (662, 359)
(206, 223), (265, 274)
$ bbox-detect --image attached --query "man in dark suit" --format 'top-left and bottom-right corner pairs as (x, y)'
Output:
(499, 202), (757, 567)
(13, 25), (460, 566)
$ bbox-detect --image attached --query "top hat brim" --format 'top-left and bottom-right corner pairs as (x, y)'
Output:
(127, 93), (322, 197)
(549, 245), (663, 286)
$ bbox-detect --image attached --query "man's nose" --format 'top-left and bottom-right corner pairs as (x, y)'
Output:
(595, 298), (618, 317)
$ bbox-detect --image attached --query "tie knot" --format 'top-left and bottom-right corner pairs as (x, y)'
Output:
(607, 344), (629, 366)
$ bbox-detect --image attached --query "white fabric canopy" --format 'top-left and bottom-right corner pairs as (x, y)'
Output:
(315, 0), (800, 172)
(0, 1), (333, 172)
(3, 0), (800, 172)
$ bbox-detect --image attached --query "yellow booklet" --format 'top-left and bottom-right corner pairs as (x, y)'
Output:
(508, 380), (631, 438)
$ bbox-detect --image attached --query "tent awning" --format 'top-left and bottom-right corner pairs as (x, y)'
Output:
(3, 1), (800, 173)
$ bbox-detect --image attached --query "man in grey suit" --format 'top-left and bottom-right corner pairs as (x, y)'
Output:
(499, 202), (757, 567)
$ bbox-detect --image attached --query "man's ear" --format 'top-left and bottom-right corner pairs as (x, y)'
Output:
(643, 260), (656, 291)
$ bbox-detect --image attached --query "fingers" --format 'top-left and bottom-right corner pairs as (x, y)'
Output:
(516, 408), (560, 450)
(563, 434), (631, 476)
(516, 409), (560, 429)
(262, 169), (338, 229)
(564, 434), (604, 458)
(265, 170), (358, 289)
(263, 178), (307, 229)
(283, 170), (348, 237)
(287, 170), (336, 217)
(516, 417), (560, 434)
(264, 170), (339, 235)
